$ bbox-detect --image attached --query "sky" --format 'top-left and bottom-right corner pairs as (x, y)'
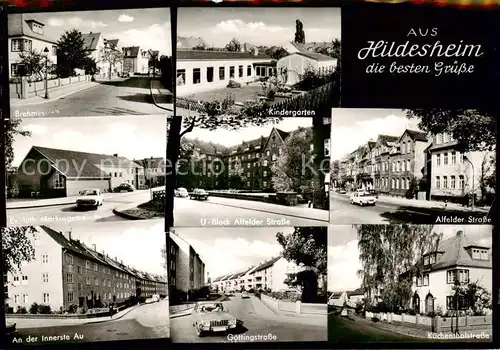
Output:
(173, 226), (290, 280)
(182, 117), (312, 147)
(20, 9), (171, 56)
(45, 220), (166, 275)
(178, 8), (340, 48)
(327, 224), (492, 293)
(330, 109), (421, 161)
(12, 116), (166, 166)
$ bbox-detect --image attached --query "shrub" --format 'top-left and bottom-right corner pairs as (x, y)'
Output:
(29, 302), (39, 314)
(371, 316), (380, 323)
(16, 306), (27, 314)
(266, 89), (276, 99)
(38, 304), (52, 314)
(67, 304), (78, 314)
(227, 80), (241, 88)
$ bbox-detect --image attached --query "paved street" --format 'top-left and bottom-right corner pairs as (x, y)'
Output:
(11, 301), (170, 344)
(329, 193), (491, 224)
(12, 77), (172, 117)
(7, 190), (160, 227)
(171, 294), (326, 343)
(174, 196), (328, 227)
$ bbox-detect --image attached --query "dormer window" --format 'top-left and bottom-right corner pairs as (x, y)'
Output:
(471, 248), (489, 260)
(429, 254), (436, 264)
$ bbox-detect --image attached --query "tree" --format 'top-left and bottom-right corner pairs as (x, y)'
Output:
(55, 29), (90, 78)
(265, 46), (289, 62)
(161, 244), (168, 271)
(452, 280), (492, 316)
(81, 56), (98, 76)
(228, 158), (246, 189)
(404, 109), (497, 152)
(15, 50), (46, 81)
(479, 152), (496, 203)
(225, 38), (242, 52)
(4, 118), (32, 169)
(101, 45), (124, 79)
(2, 227), (37, 276)
(271, 128), (313, 193)
(276, 227), (327, 303)
(192, 43), (206, 50)
(294, 19), (305, 44)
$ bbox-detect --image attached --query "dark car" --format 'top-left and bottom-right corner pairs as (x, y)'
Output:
(113, 183), (136, 192)
(190, 188), (209, 200)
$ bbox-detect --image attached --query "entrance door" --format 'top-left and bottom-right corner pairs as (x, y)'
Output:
(425, 294), (434, 314)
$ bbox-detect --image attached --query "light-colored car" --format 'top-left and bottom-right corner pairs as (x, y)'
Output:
(190, 188), (209, 200)
(191, 301), (237, 337)
(241, 291), (249, 299)
(350, 191), (377, 206)
(145, 297), (154, 304)
(152, 294), (160, 302)
(76, 189), (103, 209)
(175, 187), (189, 197)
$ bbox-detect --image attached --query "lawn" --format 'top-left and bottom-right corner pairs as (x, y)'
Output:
(185, 84), (290, 105)
(121, 199), (164, 219)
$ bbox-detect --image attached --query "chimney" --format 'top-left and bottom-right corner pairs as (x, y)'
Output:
(92, 244), (96, 251)
(115, 256), (118, 261)
(456, 230), (463, 236)
(113, 153), (118, 157)
(253, 47), (258, 56)
(121, 260), (123, 265)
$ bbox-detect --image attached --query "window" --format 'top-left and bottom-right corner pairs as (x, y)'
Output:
(324, 139), (330, 157)
(22, 275), (28, 284)
(443, 176), (448, 189)
(436, 134), (443, 144)
(13, 276), (19, 282)
(192, 68), (201, 84)
(263, 181), (267, 187)
(53, 174), (64, 189)
(238, 65), (243, 77)
(42, 254), (49, 263)
(94, 263), (98, 271)
(402, 143), (406, 153)
(391, 178), (395, 189)
(95, 277), (99, 286)
(451, 152), (456, 164)
(43, 293), (50, 303)
(247, 65), (252, 76)
(86, 277), (91, 285)
(436, 154), (441, 166)
(272, 154), (277, 161)
(444, 153), (448, 165)
(443, 132), (450, 143)
(451, 175), (456, 189)
(68, 292), (74, 303)
(11, 39), (32, 52)
(14, 295), (19, 303)
(459, 175), (465, 189)
(77, 282), (82, 291)
(447, 269), (469, 284)
(23, 294), (28, 303)
(263, 160), (268, 166)
(392, 162), (395, 172)
(424, 256), (429, 265)
(229, 66), (235, 78)
(206, 67), (214, 83)
(86, 261), (90, 269)
(52, 45), (57, 56)
(436, 176), (440, 189)
(219, 67), (225, 80)
(263, 171), (267, 177)
(176, 69), (187, 86)
(423, 274), (429, 286)
(65, 253), (73, 265)
(406, 160), (411, 171)
(42, 273), (48, 283)
(472, 248), (489, 260)
(429, 254), (436, 264)
(66, 273), (73, 284)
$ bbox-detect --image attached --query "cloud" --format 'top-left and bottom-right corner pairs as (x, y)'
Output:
(331, 114), (420, 161)
(107, 22), (171, 56)
(47, 18), (64, 27)
(118, 14), (134, 22)
(66, 16), (108, 29)
(189, 237), (282, 279)
(23, 124), (48, 135)
(328, 240), (361, 292)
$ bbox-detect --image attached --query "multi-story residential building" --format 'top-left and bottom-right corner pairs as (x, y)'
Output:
(8, 14), (58, 78)
(122, 46), (151, 75)
(424, 132), (495, 205)
(133, 157), (166, 187)
(5, 226), (167, 313)
(168, 236), (179, 296)
(409, 229), (492, 315)
(15, 146), (144, 198)
(168, 232), (206, 295)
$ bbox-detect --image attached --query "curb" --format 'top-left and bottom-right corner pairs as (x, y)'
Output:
(149, 78), (173, 112)
(10, 82), (98, 107)
(84, 303), (142, 324)
(112, 207), (146, 220)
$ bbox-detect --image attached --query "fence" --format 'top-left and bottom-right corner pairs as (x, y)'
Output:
(10, 75), (91, 99)
(152, 189), (165, 200)
(365, 311), (492, 333)
(260, 294), (327, 315)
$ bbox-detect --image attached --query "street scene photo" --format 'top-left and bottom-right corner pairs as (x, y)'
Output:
(330, 109), (496, 224)
(328, 224), (492, 343)
(176, 7), (339, 117)
(8, 8), (173, 118)
(5, 115), (167, 227)
(168, 116), (330, 227)
(168, 226), (327, 343)
(3, 221), (170, 345)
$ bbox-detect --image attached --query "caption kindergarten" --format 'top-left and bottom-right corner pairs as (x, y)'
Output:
(357, 28), (484, 76)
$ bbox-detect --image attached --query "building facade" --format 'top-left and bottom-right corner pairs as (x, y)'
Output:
(276, 52), (337, 86)
(8, 14), (58, 78)
(5, 226), (167, 313)
(134, 157), (166, 188)
(176, 49), (273, 96)
(122, 46), (150, 75)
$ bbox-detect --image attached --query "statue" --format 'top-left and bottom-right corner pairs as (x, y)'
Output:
(294, 19), (305, 44)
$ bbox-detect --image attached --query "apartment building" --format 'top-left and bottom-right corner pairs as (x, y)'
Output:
(5, 226), (167, 313)
(133, 157), (166, 188)
(168, 232), (206, 294)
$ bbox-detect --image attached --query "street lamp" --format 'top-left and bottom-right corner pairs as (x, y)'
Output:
(43, 47), (50, 99)
(463, 155), (474, 212)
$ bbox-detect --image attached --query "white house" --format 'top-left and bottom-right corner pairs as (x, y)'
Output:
(122, 46), (151, 75)
(328, 288), (364, 307)
(410, 229), (492, 315)
(277, 51), (337, 86)
(328, 291), (347, 307)
(176, 49), (274, 96)
(8, 14), (58, 78)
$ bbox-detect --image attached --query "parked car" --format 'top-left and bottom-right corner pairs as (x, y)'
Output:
(175, 187), (189, 197)
(191, 302), (237, 337)
(152, 294), (160, 302)
(241, 291), (249, 299)
(336, 188), (347, 194)
(366, 189), (379, 198)
(145, 297), (154, 304)
(113, 183), (136, 192)
(5, 322), (17, 341)
(76, 189), (103, 209)
(350, 191), (377, 206)
(190, 188), (209, 200)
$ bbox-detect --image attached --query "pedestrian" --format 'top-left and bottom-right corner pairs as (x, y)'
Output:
(109, 304), (114, 318)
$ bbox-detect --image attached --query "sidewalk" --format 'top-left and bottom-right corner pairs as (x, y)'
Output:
(10, 81), (98, 107)
(150, 79), (173, 112)
(251, 296), (326, 326)
(6, 303), (141, 329)
(207, 196), (329, 222)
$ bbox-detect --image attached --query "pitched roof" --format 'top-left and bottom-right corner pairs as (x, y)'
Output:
(123, 46), (140, 58)
(426, 230), (492, 271)
(185, 138), (228, 156)
(212, 275), (225, 282)
(293, 51), (336, 62)
(289, 41), (336, 53)
(133, 157), (165, 168)
(329, 292), (344, 299)
(177, 36), (207, 50)
(40, 226), (96, 261)
(28, 146), (141, 179)
(253, 256), (282, 273)
(81, 32), (102, 51)
(8, 14), (58, 44)
(177, 50), (271, 61)
(402, 129), (428, 142)
(105, 39), (120, 50)
(377, 134), (399, 145)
